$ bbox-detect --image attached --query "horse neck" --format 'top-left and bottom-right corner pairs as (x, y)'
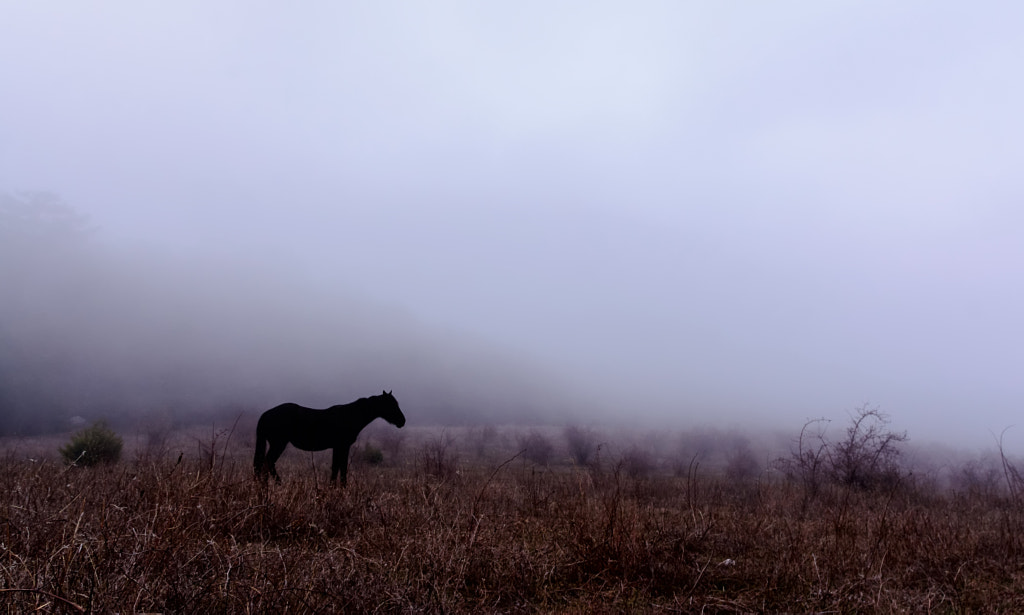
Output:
(340, 399), (385, 431)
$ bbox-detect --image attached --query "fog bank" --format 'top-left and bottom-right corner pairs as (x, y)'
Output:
(0, 194), (599, 435)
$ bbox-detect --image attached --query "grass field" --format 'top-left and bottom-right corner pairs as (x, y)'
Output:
(2, 421), (1024, 613)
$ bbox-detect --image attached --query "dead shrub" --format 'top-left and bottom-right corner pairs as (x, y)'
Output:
(564, 425), (598, 466)
(725, 441), (761, 482)
(518, 429), (554, 466)
(420, 431), (459, 479)
(777, 406), (909, 505)
(621, 445), (655, 479)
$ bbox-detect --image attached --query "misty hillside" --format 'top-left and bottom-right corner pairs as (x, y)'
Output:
(0, 193), (593, 435)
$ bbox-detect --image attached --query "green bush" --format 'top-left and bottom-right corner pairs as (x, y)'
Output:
(60, 421), (123, 466)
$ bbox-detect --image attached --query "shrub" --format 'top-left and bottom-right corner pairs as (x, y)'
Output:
(828, 405), (907, 490)
(469, 425), (499, 459)
(518, 430), (554, 466)
(725, 442), (761, 482)
(375, 428), (406, 463)
(420, 431), (459, 479)
(60, 421), (123, 466)
(621, 445), (655, 479)
(776, 417), (830, 501)
(359, 444), (385, 466)
(777, 406), (908, 501)
(564, 425), (597, 466)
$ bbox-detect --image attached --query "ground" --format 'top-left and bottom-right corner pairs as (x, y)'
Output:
(1, 422), (1023, 613)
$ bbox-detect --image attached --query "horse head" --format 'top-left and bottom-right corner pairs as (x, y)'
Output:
(378, 389), (406, 428)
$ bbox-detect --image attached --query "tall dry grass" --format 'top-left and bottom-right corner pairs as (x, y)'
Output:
(1, 428), (1024, 613)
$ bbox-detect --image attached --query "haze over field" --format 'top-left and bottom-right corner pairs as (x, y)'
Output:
(2, 3), (1023, 448)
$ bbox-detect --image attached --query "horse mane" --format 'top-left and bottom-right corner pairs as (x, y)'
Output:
(353, 391), (390, 404)
(336, 394), (387, 414)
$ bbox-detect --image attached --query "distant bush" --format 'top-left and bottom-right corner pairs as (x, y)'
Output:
(60, 421), (123, 466)
(375, 428), (406, 463)
(954, 457), (1003, 498)
(359, 444), (385, 466)
(564, 425), (597, 466)
(469, 425), (499, 459)
(518, 430), (554, 466)
(420, 432), (459, 480)
(725, 442), (761, 482)
(621, 445), (656, 479)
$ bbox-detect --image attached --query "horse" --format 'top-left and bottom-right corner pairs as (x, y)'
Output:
(253, 390), (406, 485)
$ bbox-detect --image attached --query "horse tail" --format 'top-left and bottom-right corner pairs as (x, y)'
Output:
(254, 422), (267, 476)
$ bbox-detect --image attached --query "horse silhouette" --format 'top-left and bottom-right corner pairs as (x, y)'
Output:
(254, 390), (406, 485)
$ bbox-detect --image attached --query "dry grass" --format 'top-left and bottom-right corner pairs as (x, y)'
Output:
(2, 427), (1024, 613)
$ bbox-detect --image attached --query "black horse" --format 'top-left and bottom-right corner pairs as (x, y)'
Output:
(254, 390), (406, 485)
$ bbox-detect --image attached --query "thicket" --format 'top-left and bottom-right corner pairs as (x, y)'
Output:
(776, 405), (908, 506)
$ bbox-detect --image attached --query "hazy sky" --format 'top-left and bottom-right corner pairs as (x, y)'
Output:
(2, 3), (1023, 447)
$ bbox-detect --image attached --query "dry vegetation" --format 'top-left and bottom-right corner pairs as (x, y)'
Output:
(2, 419), (1024, 613)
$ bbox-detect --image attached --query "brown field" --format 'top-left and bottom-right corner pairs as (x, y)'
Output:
(2, 422), (1024, 613)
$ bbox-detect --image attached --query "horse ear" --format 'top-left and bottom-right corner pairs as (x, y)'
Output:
(388, 389), (393, 396)
(382, 389), (386, 396)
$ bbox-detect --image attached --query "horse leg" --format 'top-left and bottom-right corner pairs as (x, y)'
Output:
(265, 439), (288, 483)
(331, 445), (351, 486)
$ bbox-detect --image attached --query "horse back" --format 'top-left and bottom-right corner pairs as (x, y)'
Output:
(257, 403), (342, 451)
(257, 403), (300, 431)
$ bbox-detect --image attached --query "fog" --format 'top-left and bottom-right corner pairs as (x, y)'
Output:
(0, 193), (592, 433)
(2, 3), (1023, 449)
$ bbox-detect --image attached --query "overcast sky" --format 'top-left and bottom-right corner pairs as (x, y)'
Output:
(2, 2), (1023, 447)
